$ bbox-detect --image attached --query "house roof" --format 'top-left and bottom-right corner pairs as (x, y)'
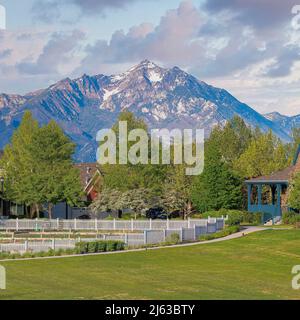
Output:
(246, 145), (300, 184)
(245, 166), (295, 184)
(74, 163), (102, 191)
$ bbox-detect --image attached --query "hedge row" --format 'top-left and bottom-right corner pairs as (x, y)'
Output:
(199, 225), (240, 241)
(0, 248), (76, 260)
(198, 209), (262, 226)
(75, 240), (125, 254)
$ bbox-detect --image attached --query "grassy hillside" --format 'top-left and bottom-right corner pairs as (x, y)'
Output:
(1, 230), (300, 300)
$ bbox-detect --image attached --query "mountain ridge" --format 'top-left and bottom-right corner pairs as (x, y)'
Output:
(264, 112), (300, 135)
(0, 60), (297, 162)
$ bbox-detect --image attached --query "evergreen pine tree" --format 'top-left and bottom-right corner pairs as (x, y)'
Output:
(191, 139), (243, 212)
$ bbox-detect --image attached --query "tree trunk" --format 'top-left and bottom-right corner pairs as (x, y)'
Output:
(48, 203), (53, 220)
(184, 200), (192, 220)
(35, 204), (40, 219)
(28, 206), (33, 219)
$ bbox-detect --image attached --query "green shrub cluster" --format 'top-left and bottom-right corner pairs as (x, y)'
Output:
(75, 240), (125, 254)
(282, 211), (300, 227)
(199, 225), (240, 241)
(199, 209), (262, 226)
(0, 240), (125, 261)
(165, 233), (180, 245)
(0, 248), (77, 260)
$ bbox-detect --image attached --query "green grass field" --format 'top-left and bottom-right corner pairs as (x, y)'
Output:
(1, 229), (300, 300)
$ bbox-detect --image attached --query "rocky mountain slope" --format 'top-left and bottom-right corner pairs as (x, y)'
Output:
(264, 112), (300, 136)
(0, 60), (295, 162)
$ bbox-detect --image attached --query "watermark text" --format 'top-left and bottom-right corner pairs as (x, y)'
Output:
(96, 122), (204, 176)
(0, 265), (6, 290)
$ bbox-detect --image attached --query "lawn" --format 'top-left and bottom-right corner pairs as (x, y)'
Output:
(1, 229), (300, 300)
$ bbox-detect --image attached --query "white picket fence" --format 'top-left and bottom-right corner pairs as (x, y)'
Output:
(0, 218), (226, 254)
(0, 217), (226, 232)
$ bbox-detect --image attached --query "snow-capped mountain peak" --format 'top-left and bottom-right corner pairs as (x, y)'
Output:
(0, 60), (296, 162)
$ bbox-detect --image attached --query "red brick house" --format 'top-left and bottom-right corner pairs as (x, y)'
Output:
(74, 163), (102, 202)
(0, 156), (102, 218)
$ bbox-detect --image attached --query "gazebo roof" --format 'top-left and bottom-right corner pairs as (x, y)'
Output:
(245, 145), (300, 184)
(245, 166), (295, 184)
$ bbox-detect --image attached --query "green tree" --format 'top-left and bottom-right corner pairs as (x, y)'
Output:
(288, 172), (300, 211)
(121, 188), (156, 219)
(286, 127), (300, 164)
(90, 188), (156, 219)
(101, 112), (168, 194)
(209, 116), (252, 167)
(28, 120), (83, 218)
(191, 139), (243, 212)
(90, 188), (124, 214)
(160, 165), (194, 219)
(0, 111), (40, 217)
(234, 130), (288, 178)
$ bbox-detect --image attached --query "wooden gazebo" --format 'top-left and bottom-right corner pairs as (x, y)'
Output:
(245, 146), (300, 223)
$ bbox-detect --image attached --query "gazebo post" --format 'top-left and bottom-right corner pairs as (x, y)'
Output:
(271, 185), (276, 205)
(257, 184), (262, 206)
(276, 184), (282, 217)
(247, 184), (252, 209)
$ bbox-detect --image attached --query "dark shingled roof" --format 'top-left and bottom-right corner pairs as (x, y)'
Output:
(245, 165), (295, 183)
(246, 145), (300, 184)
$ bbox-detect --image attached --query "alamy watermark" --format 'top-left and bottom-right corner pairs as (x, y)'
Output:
(292, 5), (300, 30)
(0, 4), (6, 30)
(0, 265), (6, 290)
(292, 265), (300, 290)
(96, 122), (204, 176)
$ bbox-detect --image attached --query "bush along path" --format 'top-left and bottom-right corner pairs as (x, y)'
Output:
(0, 226), (267, 262)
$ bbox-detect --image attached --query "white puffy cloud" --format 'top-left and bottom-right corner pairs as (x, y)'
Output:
(0, 29), (85, 93)
(0, 1), (299, 115)
(75, 1), (205, 75)
(17, 30), (85, 75)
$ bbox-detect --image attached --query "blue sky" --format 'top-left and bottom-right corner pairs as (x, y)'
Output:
(0, 0), (299, 116)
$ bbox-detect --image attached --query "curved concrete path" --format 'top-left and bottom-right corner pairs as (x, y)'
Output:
(0, 226), (267, 263)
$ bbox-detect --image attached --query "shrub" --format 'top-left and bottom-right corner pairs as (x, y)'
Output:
(75, 240), (125, 254)
(22, 252), (33, 259)
(65, 248), (76, 255)
(199, 210), (262, 226)
(47, 249), (56, 256)
(106, 240), (118, 251)
(199, 225), (240, 241)
(0, 252), (10, 260)
(75, 242), (89, 254)
(283, 212), (300, 227)
(88, 241), (99, 253)
(39, 251), (47, 257)
(115, 241), (125, 251)
(227, 215), (242, 226)
(166, 233), (180, 244)
(294, 216), (300, 229)
(282, 211), (297, 225)
(0, 240), (125, 260)
(56, 249), (64, 256)
(97, 241), (107, 252)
